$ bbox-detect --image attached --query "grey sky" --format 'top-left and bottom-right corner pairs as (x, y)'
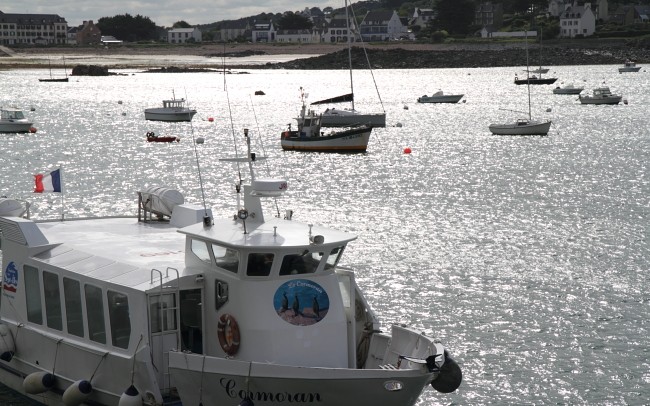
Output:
(1, 0), (340, 27)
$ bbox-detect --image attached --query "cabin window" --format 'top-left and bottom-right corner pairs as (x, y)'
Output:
(63, 277), (84, 337)
(212, 244), (239, 273)
(279, 252), (319, 275)
(43, 271), (63, 331)
(325, 246), (345, 270)
(24, 265), (43, 325)
(85, 284), (106, 344)
(191, 239), (211, 263)
(247, 253), (274, 276)
(108, 291), (131, 349)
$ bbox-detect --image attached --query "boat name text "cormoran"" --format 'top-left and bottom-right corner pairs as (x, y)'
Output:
(220, 378), (323, 403)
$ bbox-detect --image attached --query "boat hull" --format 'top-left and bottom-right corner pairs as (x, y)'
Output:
(489, 120), (551, 135)
(619, 67), (641, 73)
(144, 109), (196, 122)
(579, 97), (622, 105)
(281, 126), (372, 152)
(553, 88), (583, 95)
(38, 78), (69, 82)
(514, 78), (557, 85)
(0, 122), (33, 133)
(169, 352), (434, 406)
(417, 95), (464, 103)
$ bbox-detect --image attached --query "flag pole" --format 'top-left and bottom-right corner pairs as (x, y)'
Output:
(60, 165), (65, 221)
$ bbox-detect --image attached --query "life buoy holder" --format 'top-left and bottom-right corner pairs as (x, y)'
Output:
(217, 314), (241, 356)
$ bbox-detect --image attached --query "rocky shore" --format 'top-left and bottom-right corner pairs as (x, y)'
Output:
(2, 38), (649, 70)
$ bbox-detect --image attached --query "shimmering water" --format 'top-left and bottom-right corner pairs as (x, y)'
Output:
(1, 64), (649, 405)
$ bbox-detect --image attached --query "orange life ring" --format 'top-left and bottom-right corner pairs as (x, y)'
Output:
(217, 314), (241, 356)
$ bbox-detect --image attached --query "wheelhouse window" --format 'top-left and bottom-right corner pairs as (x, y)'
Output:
(191, 239), (211, 263)
(24, 265), (42, 324)
(85, 284), (106, 344)
(279, 251), (319, 275)
(43, 271), (63, 331)
(247, 253), (274, 276)
(212, 244), (239, 273)
(63, 277), (84, 337)
(108, 291), (131, 349)
(325, 246), (345, 270)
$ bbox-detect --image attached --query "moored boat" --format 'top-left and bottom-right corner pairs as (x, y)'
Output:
(0, 106), (35, 133)
(144, 92), (196, 122)
(553, 84), (584, 95)
(579, 87), (622, 105)
(417, 91), (464, 104)
(146, 131), (180, 142)
(282, 89), (372, 153)
(618, 60), (641, 73)
(0, 127), (462, 406)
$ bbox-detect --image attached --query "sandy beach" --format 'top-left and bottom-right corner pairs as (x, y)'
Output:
(1, 39), (648, 70)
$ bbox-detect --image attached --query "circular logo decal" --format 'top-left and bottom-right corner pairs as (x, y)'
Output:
(273, 279), (329, 326)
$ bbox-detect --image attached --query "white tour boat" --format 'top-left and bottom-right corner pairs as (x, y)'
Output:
(144, 93), (196, 122)
(0, 129), (461, 406)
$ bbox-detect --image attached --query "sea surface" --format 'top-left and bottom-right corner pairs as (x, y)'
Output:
(0, 62), (649, 405)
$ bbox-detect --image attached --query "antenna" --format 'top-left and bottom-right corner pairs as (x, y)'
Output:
(188, 106), (211, 226)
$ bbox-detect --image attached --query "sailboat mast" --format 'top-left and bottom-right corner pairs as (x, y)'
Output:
(525, 30), (532, 120)
(345, 0), (355, 111)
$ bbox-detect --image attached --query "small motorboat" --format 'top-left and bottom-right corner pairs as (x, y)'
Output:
(144, 92), (196, 122)
(417, 91), (464, 104)
(0, 106), (35, 133)
(553, 84), (584, 95)
(579, 87), (623, 105)
(619, 60), (641, 73)
(146, 131), (180, 142)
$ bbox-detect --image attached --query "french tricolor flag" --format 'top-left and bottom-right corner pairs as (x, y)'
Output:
(34, 168), (62, 193)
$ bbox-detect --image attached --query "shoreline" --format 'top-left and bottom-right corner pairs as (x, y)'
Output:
(2, 40), (649, 70)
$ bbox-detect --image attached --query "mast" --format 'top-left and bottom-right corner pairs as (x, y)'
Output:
(344, 0), (355, 111)
(525, 30), (531, 120)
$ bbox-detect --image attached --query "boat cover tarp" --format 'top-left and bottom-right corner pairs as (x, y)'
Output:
(311, 93), (354, 105)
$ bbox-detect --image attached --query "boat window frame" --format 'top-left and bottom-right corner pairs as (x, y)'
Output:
(63, 277), (85, 338)
(190, 238), (212, 264)
(23, 264), (43, 325)
(246, 252), (275, 277)
(211, 244), (240, 274)
(107, 290), (131, 349)
(84, 283), (107, 344)
(42, 270), (63, 331)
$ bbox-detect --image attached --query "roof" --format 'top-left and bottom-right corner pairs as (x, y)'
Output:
(362, 10), (395, 24)
(0, 12), (67, 24)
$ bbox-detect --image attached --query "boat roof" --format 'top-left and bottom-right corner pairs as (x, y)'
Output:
(33, 217), (186, 291)
(14, 213), (356, 292)
(180, 217), (356, 250)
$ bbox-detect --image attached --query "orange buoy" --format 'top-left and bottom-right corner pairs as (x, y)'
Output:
(403, 147), (412, 154)
(29, 127), (37, 133)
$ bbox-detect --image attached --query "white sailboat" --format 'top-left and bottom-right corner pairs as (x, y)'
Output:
(302, 0), (386, 128)
(490, 31), (552, 136)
